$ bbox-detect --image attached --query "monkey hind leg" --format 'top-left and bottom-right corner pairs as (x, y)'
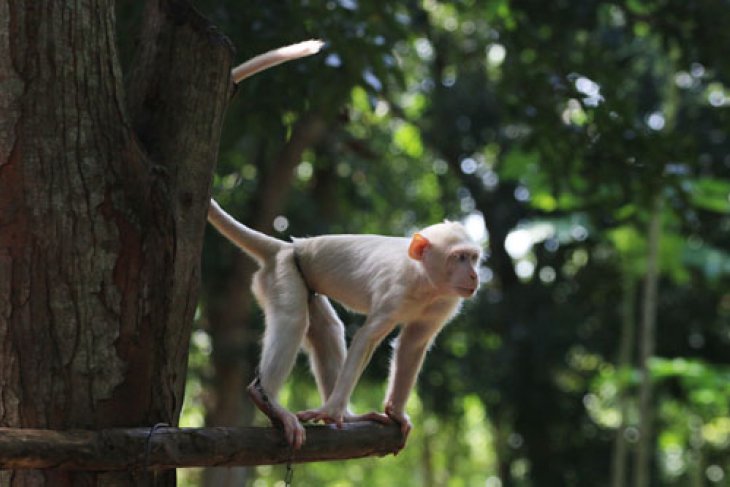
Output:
(252, 252), (311, 447)
(304, 295), (347, 402)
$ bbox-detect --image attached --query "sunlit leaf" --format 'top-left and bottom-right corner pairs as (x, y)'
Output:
(702, 418), (730, 448)
(403, 92), (427, 119)
(531, 191), (558, 211)
(393, 122), (424, 158)
(350, 85), (372, 114)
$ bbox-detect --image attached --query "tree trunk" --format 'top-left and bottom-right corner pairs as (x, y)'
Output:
(0, 0), (233, 485)
(611, 276), (637, 487)
(633, 196), (663, 487)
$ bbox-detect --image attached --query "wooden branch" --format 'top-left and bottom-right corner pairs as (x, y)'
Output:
(0, 423), (403, 471)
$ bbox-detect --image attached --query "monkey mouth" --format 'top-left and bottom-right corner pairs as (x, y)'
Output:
(456, 286), (477, 297)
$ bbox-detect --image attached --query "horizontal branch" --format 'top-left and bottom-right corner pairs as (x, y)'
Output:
(0, 423), (403, 471)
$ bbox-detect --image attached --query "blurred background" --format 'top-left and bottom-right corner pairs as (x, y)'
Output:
(118, 1), (730, 485)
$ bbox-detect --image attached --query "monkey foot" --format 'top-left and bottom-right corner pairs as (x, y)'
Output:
(345, 410), (393, 425)
(297, 408), (392, 429)
(247, 380), (306, 449)
(384, 405), (412, 452)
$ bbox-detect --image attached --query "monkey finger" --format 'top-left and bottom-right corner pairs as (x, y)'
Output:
(293, 424), (306, 450)
(322, 414), (344, 428)
(282, 417), (306, 450)
(396, 414), (412, 434)
(400, 420), (412, 441)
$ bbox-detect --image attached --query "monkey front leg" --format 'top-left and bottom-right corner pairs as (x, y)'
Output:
(383, 323), (441, 448)
(297, 317), (396, 427)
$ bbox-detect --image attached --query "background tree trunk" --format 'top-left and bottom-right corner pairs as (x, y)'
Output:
(0, 1), (233, 485)
(611, 276), (637, 487)
(633, 196), (663, 487)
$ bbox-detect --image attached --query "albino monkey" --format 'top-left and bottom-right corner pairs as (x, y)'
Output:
(211, 41), (482, 449)
(208, 205), (482, 449)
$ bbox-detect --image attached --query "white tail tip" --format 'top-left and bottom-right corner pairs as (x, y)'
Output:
(277, 39), (326, 58)
(231, 39), (326, 83)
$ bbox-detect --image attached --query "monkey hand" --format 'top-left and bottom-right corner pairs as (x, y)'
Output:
(384, 403), (412, 451)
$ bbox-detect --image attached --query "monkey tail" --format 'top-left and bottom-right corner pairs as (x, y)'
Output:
(207, 199), (284, 262)
(212, 41), (324, 259)
(231, 39), (325, 84)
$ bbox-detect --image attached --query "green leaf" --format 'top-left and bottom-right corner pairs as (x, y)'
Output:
(531, 191), (558, 211)
(689, 178), (730, 214)
(350, 86), (372, 114)
(393, 122), (424, 158)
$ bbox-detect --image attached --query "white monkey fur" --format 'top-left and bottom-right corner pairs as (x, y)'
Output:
(210, 41), (482, 449)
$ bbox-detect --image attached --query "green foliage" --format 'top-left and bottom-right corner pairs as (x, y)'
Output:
(690, 178), (730, 214)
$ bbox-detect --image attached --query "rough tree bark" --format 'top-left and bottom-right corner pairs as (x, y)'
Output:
(0, 0), (233, 485)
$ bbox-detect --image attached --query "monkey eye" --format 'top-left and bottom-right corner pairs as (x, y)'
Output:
(453, 251), (479, 264)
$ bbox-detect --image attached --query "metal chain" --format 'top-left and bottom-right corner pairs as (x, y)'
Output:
(284, 461), (295, 486)
(284, 445), (295, 486)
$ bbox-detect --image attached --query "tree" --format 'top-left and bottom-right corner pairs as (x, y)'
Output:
(0, 1), (233, 485)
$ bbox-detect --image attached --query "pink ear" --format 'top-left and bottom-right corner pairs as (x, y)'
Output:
(408, 233), (430, 260)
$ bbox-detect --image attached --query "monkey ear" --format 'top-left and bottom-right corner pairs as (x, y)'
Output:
(408, 233), (430, 260)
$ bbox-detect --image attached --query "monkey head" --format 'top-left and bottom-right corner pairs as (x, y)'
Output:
(408, 221), (482, 298)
